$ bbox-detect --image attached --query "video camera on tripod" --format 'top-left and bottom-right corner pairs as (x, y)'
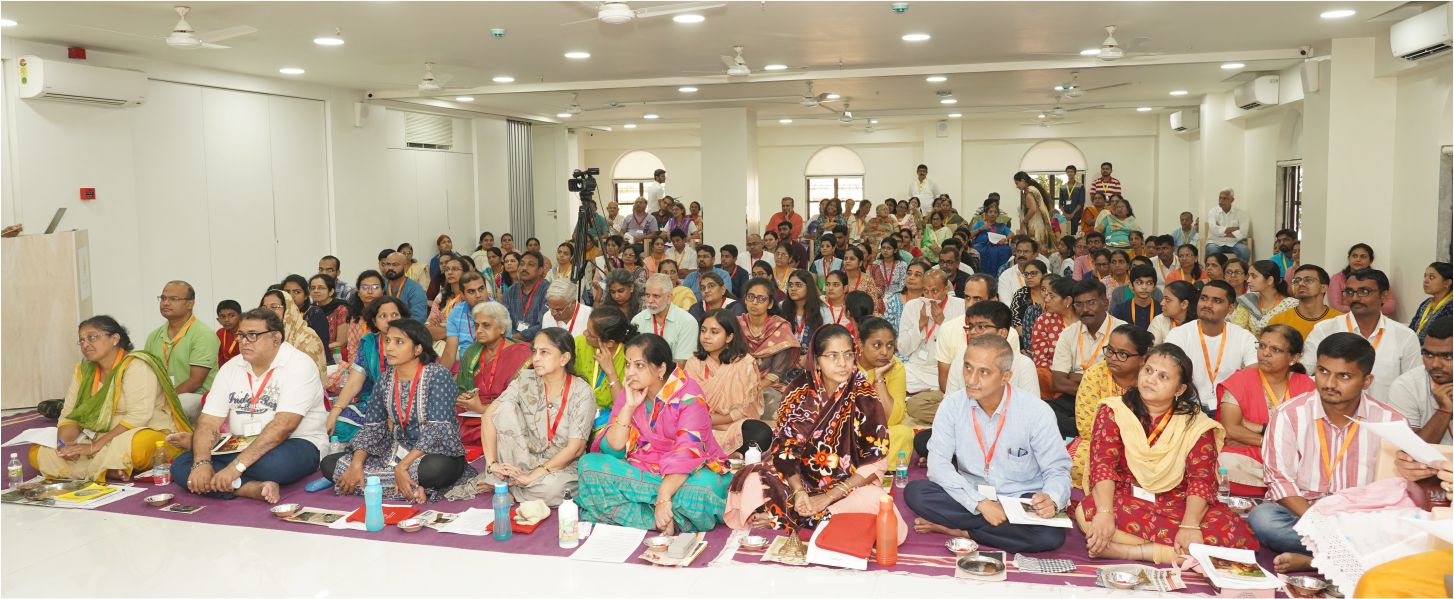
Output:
(568, 167), (600, 201)
(566, 168), (602, 293)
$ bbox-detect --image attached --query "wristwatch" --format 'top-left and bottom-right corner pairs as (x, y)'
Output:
(233, 461), (248, 474)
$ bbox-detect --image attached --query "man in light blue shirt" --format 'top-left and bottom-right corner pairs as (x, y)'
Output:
(904, 334), (1072, 553)
(380, 251), (428, 325)
(681, 245), (732, 302)
(441, 272), (490, 369)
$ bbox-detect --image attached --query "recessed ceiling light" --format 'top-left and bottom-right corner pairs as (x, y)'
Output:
(455, 96), (475, 102)
(673, 14), (705, 23)
(557, 113), (573, 118)
(1136, 106), (1153, 112)
(763, 64), (788, 71)
(902, 33), (931, 42)
(1038, 113), (1047, 119)
(313, 36), (344, 46)
(492, 76), (515, 83)
(1169, 90), (1189, 96)
(926, 75), (947, 83)
(779, 118), (793, 124)
(678, 86), (698, 93)
(623, 123), (637, 129)
(824, 93), (840, 100)
(947, 113), (962, 118)
(869, 118), (880, 124)
(1221, 62), (1245, 70)
(564, 51), (592, 60)
(643, 113), (660, 119)
(940, 98), (958, 105)
(278, 67), (306, 75)
(0, 19), (17, 27)
(1080, 48), (1101, 56)
(1320, 9), (1356, 19)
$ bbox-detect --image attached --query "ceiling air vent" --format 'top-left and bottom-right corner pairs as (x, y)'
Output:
(404, 112), (453, 150)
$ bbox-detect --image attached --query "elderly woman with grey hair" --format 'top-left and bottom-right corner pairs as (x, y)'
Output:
(454, 301), (533, 448)
(542, 278), (592, 337)
(629, 274), (698, 365)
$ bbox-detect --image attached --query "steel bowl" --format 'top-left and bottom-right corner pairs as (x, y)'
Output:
(945, 537), (979, 556)
(1285, 575), (1330, 598)
(644, 535), (672, 552)
(1103, 569), (1143, 590)
(269, 503), (302, 518)
(727, 458), (745, 472)
(740, 534), (770, 550)
(957, 554), (1005, 578)
(143, 493), (174, 507)
(397, 518), (424, 533)
(1221, 495), (1255, 516)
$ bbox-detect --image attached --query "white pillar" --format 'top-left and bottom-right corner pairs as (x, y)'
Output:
(700, 107), (757, 251)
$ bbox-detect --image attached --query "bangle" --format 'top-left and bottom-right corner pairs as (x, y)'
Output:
(1178, 524), (1201, 530)
(194, 459), (212, 467)
(1436, 408), (1452, 415)
(654, 497), (672, 506)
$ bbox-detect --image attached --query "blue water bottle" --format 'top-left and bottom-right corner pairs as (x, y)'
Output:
(492, 481), (513, 541)
(363, 476), (384, 532)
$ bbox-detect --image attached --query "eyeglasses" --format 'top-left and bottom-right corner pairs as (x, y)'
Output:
(1103, 347), (1141, 361)
(308, 285), (330, 292)
(818, 350), (856, 364)
(237, 329), (280, 344)
(1342, 288), (1379, 298)
(1291, 276), (1320, 286)
(77, 333), (111, 347)
(358, 284), (383, 292)
(442, 266), (464, 273)
(1256, 342), (1290, 357)
(1071, 299), (1102, 310)
(964, 322), (998, 334)
(785, 280), (807, 289)
(157, 295), (191, 303)
(745, 293), (771, 304)
(1421, 349), (1454, 361)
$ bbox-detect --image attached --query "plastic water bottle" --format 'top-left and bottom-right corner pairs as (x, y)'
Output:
(558, 490), (580, 549)
(329, 435), (345, 456)
(1217, 466), (1230, 497)
(894, 451), (909, 489)
(492, 481), (513, 541)
(151, 441), (171, 486)
(6, 453), (22, 489)
(744, 443), (762, 465)
(874, 495), (899, 566)
(363, 476), (384, 532)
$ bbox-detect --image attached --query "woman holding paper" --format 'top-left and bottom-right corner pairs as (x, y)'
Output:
(968, 201), (1012, 278)
(35, 315), (191, 481)
(322, 319), (475, 502)
(722, 324), (907, 545)
(1075, 343), (1255, 563)
(1214, 325), (1314, 495)
(576, 334), (732, 534)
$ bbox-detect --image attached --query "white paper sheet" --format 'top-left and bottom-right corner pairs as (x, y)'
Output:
(435, 507), (495, 536)
(570, 523), (647, 563)
(1187, 543), (1281, 590)
(805, 518), (868, 570)
(985, 232), (1007, 245)
(1, 427), (58, 449)
(998, 496), (1073, 528)
(458, 411), (483, 418)
(1358, 418), (1448, 465)
(1400, 516), (1454, 544)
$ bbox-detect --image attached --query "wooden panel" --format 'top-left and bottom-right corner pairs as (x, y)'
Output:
(268, 95), (330, 278)
(2, 231), (88, 406)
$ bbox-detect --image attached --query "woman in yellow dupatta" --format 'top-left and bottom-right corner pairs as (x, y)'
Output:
(34, 316), (192, 481)
(262, 289), (328, 384)
(1075, 343), (1255, 564)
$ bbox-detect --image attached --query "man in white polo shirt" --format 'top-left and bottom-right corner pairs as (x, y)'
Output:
(1303, 269), (1421, 404)
(900, 271), (965, 422)
(172, 308), (327, 503)
(1164, 280), (1258, 414)
(1049, 278), (1126, 437)
(997, 236), (1038, 302)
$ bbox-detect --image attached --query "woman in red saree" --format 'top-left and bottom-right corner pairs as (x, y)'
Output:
(1214, 325), (1313, 495)
(453, 301), (532, 448)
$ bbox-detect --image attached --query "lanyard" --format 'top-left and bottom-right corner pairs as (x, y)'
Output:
(1316, 419), (1359, 485)
(1197, 322), (1228, 384)
(1130, 301), (1159, 326)
(653, 314), (667, 337)
(1416, 294), (1451, 332)
(225, 330), (238, 355)
(827, 299), (846, 325)
(375, 336), (387, 380)
(1077, 321), (1110, 371)
(521, 280), (543, 317)
(392, 365), (424, 425)
(93, 350), (127, 394)
(245, 368), (276, 409)
(1146, 410), (1174, 446)
(565, 304), (582, 332)
(972, 385), (1012, 474)
(545, 378), (571, 441)
(1258, 369), (1289, 408)
(163, 316), (197, 364)
(850, 271), (863, 292)
(922, 300), (941, 342)
(387, 279), (405, 297)
(478, 342), (512, 391)
(1344, 313), (1385, 350)
(821, 257), (833, 275)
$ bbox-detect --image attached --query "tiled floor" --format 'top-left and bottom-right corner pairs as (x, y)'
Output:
(2, 503), (1164, 598)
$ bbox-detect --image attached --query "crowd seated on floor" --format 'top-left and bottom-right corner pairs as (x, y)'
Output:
(30, 164), (1452, 595)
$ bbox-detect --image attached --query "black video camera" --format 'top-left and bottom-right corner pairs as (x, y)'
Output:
(568, 168), (600, 201)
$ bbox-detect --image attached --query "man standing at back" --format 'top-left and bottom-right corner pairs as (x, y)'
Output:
(146, 280), (220, 420)
(1089, 161), (1121, 197)
(379, 251), (428, 324)
(910, 164), (941, 202)
(1057, 165), (1085, 233)
(644, 169), (667, 211)
(766, 197), (804, 242)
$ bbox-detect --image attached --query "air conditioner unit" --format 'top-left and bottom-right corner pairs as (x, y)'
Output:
(1391, 3), (1452, 61)
(17, 55), (147, 107)
(1169, 110), (1200, 133)
(1233, 75), (1279, 111)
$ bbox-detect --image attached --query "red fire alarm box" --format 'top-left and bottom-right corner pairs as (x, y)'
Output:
(79, 188), (96, 201)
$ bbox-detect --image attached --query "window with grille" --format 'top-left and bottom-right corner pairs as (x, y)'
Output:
(1277, 162), (1303, 237)
(804, 176), (864, 219)
(615, 180), (649, 203)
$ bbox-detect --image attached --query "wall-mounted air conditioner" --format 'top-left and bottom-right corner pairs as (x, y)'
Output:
(1170, 110), (1200, 133)
(1233, 75), (1279, 111)
(17, 55), (147, 107)
(1391, 3), (1452, 61)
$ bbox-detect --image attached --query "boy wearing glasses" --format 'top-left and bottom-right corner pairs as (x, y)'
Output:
(1268, 265), (1341, 338)
(1303, 268), (1422, 404)
(1387, 316), (1453, 443)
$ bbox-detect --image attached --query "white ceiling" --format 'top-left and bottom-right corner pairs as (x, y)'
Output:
(0, 1), (1414, 125)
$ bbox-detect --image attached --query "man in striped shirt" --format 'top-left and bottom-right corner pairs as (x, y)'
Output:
(1089, 161), (1121, 197)
(1250, 332), (1406, 573)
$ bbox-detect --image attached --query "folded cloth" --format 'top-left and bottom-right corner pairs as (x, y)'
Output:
(514, 500), (549, 526)
(1311, 478), (1416, 514)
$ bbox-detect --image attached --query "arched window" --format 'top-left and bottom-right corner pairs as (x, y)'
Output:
(1019, 140), (1087, 200)
(612, 150), (665, 203)
(804, 146), (865, 220)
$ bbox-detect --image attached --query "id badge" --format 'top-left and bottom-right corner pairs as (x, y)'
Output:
(1131, 485), (1155, 502)
(977, 484), (998, 500)
(516, 322), (528, 332)
(242, 421), (263, 437)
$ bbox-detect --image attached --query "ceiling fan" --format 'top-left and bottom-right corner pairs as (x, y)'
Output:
(1023, 94), (1104, 119)
(1022, 120), (1082, 128)
(1091, 26), (1160, 62)
(720, 46), (751, 77)
(563, 1), (725, 26)
(78, 5), (257, 49)
(1050, 71), (1130, 98)
(560, 93), (625, 115)
(799, 81), (837, 107)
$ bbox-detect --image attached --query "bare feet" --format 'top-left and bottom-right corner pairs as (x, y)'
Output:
(165, 432), (192, 450)
(747, 513), (773, 528)
(1273, 552), (1314, 573)
(236, 481), (282, 504)
(913, 517), (970, 538)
